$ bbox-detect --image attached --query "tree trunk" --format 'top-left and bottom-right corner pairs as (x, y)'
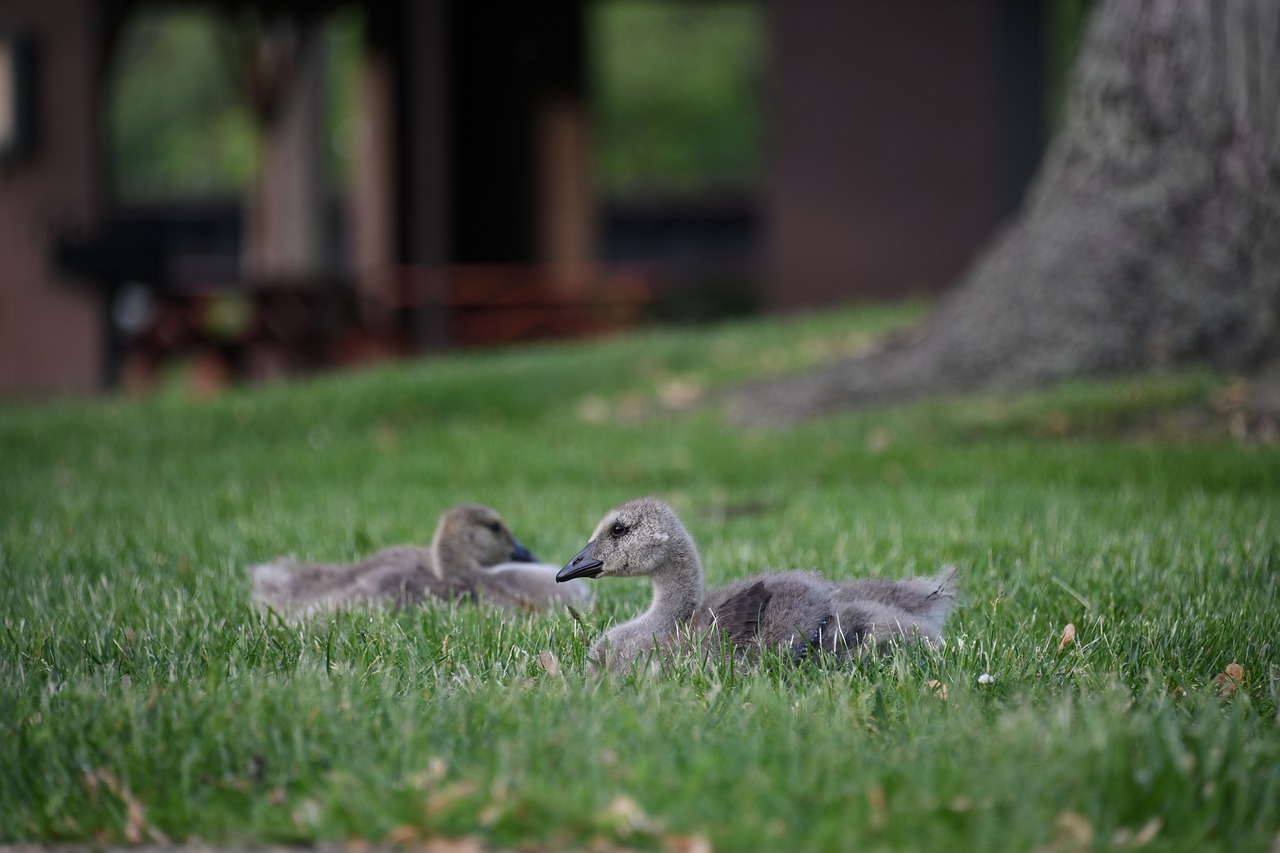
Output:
(239, 16), (328, 285)
(731, 0), (1280, 425)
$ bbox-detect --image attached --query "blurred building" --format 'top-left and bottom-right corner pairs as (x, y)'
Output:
(0, 0), (1048, 395)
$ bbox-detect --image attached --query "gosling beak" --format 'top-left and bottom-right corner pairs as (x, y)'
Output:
(509, 538), (538, 563)
(557, 541), (603, 582)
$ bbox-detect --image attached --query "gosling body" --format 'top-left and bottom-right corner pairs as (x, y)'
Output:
(557, 497), (957, 673)
(251, 504), (590, 618)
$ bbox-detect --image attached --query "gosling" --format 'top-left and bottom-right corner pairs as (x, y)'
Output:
(252, 504), (591, 619)
(557, 497), (957, 673)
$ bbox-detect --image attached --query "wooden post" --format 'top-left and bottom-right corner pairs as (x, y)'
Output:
(351, 44), (395, 324)
(537, 95), (595, 298)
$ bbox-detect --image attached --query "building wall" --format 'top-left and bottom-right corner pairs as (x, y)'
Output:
(0, 0), (101, 395)
(767, 1), (1012, 309)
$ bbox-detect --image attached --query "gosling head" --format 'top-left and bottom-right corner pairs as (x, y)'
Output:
(557, 497), (696, 582)
(435, 504), (537, 570)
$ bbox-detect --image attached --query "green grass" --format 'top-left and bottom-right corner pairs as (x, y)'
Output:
(2, 304), (1278, 851)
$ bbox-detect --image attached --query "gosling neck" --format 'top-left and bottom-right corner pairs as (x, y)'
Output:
(643, 545), (705, 629)
(624, 522), (707, 635)
(431, 535), (473, 581)
(593, 535), (706, 672)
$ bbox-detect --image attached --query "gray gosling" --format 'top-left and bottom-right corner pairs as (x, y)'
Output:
(557, 497), (957, 674)
(251, 504), (591, 619)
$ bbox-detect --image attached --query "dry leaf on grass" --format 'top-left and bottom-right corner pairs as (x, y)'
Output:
(424, 780), (480, 817)
(927, 679), (948, 701)
(408, 756), (449, 790)
(538, 649), (560, 678)
(864, 427), (892, 454)
(1058, 623), (1076, 651)
(384, 824), (420, 846)
(577, 395), (610, 424)
(658, 377), (704, 410)
(603, 794), (664, 836)
(87, 768), (168, 845)
(1034, 810), (1093, 853)
(291, 797), (323, 830)
(1214, 663), (1245, 697)
(663, 833), (714, 853)
(1112, 816), (1163, 849)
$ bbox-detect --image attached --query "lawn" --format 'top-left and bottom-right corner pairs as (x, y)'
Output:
(2, 304), (1277, 851)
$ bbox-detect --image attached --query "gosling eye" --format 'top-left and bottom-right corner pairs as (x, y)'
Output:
(485, 521), (502, 533)
(610, 522), (628, 538)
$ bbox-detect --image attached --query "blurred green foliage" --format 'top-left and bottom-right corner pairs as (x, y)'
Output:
(106, 7), (362, 202)
(106, 2), (1088, 202)
(106, 3), (765, 202)
(107, 9), (257, 200)
(591, 1), (764, 194)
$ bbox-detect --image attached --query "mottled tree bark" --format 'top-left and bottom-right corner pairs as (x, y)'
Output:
(731, 0), (1280, 425)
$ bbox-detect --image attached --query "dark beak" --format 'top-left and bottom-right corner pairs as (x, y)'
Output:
(509, 538), (537, 563)
(557, 541), (603, 582)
